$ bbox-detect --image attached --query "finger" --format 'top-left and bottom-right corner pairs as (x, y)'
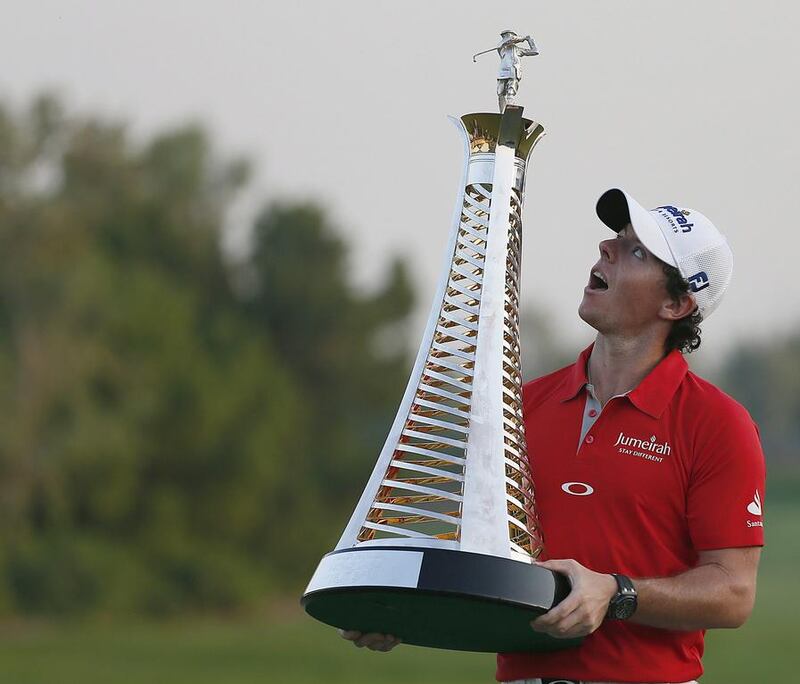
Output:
(546, 610), (592, 639)
(533, 604), (584, 637)
(369, 637), (397, 652)
(531, 591), (582, 629)
(535, 559), (577, 578)
(355, 633), (382, 648)
(356, 633), (388, 649)
(532, 585), (587, 626)
(367, 635), (399, 652)
(339, 629), (361, 641)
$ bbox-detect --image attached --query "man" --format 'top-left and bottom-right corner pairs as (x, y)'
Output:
(496, 30), (539, 112)
(342, 188), (766, 684)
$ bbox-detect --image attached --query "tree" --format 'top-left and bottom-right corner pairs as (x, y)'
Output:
(717, 333), (800, 467)
(241, 203), (415, 579)
(0, 93), (416, 614)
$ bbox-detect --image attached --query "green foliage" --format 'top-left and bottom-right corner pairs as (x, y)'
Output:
(716, 334), (800, 466)
(246, 203), (413, 504)
(520, 306), (577, 381)
(0, 502), (797, 683)
(1, 89), (795, 621)
(0, 93), (413, 615)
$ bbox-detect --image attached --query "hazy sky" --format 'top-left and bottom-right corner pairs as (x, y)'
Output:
(2, 1), (798, 365)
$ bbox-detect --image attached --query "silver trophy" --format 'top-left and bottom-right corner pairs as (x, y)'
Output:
(302, 33), (579, 653)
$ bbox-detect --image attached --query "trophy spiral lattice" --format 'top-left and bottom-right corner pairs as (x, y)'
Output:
(302, 106), (581, 654)
(355, 133), (540, 559)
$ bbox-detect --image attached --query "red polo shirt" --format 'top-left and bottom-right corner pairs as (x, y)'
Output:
(496, 345), (766, 683)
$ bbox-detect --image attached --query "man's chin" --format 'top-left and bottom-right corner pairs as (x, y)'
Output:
(578, 300), (602, 332)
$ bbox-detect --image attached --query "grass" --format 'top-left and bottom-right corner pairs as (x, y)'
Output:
(701, 500), (799, 681)
(0, 503), (796, 683)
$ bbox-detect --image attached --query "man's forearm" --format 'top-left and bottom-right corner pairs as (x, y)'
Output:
(632, 558), (756, 631)
(532, 548), (760, 639)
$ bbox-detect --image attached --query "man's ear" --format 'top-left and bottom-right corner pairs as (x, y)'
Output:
(660, 293), (697, 321)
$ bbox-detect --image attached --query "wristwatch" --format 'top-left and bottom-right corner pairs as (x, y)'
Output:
(606, 573), (638, 620)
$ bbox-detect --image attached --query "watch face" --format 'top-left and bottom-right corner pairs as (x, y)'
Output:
(614, 596), (637, 620)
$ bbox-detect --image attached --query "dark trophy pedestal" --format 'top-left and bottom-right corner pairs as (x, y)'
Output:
(303, 546), (582, 652)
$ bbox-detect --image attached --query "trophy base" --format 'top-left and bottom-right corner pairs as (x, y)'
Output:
(301, 546), (583, 653)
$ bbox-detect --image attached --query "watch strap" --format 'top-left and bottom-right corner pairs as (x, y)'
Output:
(612, 573), (636, 596)
(607, 573), (638, 620)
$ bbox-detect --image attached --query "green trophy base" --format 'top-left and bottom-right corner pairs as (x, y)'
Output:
(301, 546), (583, 653)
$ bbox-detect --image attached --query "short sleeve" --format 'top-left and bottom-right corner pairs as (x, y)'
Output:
(686, 400), (766, 550)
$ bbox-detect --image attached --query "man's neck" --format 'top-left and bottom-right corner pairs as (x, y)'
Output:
(587, 333), (669, 406)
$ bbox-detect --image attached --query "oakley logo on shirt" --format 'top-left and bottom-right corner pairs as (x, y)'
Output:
(561, 481), (594, 496)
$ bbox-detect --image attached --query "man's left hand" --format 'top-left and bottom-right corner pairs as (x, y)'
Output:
(530, 559), (618, 639)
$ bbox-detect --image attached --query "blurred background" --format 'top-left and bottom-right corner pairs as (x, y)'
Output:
(0, 2), (797, 682)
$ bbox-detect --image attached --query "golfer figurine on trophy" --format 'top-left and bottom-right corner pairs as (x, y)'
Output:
(301, 31), (580, 654)
(473, 30), (540, 112)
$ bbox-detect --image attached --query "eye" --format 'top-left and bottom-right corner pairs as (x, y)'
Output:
(633, 246), (645, 259)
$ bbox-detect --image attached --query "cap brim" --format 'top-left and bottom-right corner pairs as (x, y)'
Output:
(596, 188), (677, 267)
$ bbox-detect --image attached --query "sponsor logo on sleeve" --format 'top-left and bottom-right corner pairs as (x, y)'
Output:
(746, 489), (764, 527)
(747, 489), (764, 527)
(747, 489), (762, 516)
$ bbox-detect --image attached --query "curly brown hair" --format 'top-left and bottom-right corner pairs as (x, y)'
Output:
(663, 263), (702, 353)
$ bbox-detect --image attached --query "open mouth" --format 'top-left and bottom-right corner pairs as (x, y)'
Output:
(588, 269), (609, 291)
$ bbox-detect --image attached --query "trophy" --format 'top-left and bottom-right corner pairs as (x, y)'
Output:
(302, 32), (580, 653)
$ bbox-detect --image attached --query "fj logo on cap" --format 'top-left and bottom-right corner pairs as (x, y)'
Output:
(688, 271), (710, 292)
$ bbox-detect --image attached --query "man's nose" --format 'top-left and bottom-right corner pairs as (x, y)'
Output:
(599, 238), (615, 261)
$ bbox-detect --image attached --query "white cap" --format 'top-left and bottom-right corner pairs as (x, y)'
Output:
(596, 188), (733, 320)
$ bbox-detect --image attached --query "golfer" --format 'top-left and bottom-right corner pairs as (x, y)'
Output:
(495, 30), (538, 112)
(342, 188), (766, 684)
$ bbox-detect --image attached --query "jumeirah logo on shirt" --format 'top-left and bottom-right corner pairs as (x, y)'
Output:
(614, 432), (671, 463)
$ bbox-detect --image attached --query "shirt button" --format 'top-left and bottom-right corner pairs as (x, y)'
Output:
(586, 435), (595, 444)
(588, 409), (598, 417)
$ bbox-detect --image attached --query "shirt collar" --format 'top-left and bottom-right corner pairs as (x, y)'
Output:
(557, 343), (688, 418)
(628, 349), (688, 418)
(557, 344), (594, 402)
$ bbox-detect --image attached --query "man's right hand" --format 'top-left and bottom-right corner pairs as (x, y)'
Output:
(339, 629), (402, 652)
